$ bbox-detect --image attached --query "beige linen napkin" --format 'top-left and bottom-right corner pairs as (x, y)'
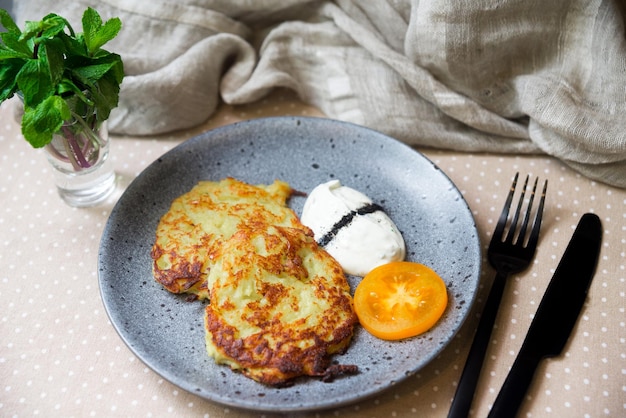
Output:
(12, 0), (626, 187)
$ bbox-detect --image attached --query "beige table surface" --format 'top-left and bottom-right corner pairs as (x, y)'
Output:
(1, 91), (624, 418)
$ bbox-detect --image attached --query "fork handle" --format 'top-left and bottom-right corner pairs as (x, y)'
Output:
(448, 271), (508, 418)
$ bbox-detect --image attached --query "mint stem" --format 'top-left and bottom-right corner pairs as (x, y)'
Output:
(32, 31), (41, 59)
(50, 111), (102, 171)
(62, 124), (91, 169)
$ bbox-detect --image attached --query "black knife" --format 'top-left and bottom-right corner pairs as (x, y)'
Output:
(487, 213), (602, 418)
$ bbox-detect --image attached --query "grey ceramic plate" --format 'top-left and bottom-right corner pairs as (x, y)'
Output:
(98, 116), (481, 413)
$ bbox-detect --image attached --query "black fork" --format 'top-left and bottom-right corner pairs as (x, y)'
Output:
(448, 173), (548, 418)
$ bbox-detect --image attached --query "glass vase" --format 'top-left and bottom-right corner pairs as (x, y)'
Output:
(44, 113), (116, 207)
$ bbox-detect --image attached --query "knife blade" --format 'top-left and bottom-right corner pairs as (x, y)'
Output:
(487, 212), (602, 418)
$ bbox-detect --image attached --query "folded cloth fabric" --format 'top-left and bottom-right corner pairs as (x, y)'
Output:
(12, 0), (626, 188)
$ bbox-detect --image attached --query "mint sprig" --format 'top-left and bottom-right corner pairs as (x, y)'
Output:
(0, 8), (123, 148)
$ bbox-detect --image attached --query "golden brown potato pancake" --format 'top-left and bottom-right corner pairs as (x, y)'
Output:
(204, 224), (357, 386)
(150, 178), (301, 299)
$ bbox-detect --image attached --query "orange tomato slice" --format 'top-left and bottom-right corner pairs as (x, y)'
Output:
(353, 261), (448, 340)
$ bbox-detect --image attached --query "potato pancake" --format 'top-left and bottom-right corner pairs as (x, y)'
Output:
(150, 178), (301, 299)
(204, 224), (357, 386)
(151, 178), (358, 386)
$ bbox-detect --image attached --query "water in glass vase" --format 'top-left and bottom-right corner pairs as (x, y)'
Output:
(44, 118), (116, 207)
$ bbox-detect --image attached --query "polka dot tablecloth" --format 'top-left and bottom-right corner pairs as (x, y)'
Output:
(1, 91), (624, 418)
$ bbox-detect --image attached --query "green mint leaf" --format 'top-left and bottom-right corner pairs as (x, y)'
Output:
(16, 58), (54, 107)
(20, 20), (44, 42)
(90, 73), (119, 122)
(82, 8), (121, 55)
(1, 32), (33, 57)
(107, 53), (124, 84)
(0, 45), (30, 60)
(56, 78), (92, 104)
(0, 9), (21, 36)
(82, 7), (102, 38)
(71, 55), (120, 85)
(20, 14), (68, 43)
(21, 95), (70, 148)
(58, 32), (88, 57)
(42, 39), (65, 85)
(0, 59), (22, 100)
(40, 14), (69, 39)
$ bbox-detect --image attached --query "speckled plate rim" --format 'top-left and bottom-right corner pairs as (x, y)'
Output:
(98, 116), (481, 413)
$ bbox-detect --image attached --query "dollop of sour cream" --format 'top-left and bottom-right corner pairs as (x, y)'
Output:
(301, 180), (406, 277)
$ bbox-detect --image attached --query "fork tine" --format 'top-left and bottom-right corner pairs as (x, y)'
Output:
(516, 177), (539, 246)
(525, 179), (548, 250)
(494, 172), (519, 240)
(504, 174), (529, 244)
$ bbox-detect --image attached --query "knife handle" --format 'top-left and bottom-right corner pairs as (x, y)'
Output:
(448, 271), (508, 418)
(487, 350), (542, 418)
